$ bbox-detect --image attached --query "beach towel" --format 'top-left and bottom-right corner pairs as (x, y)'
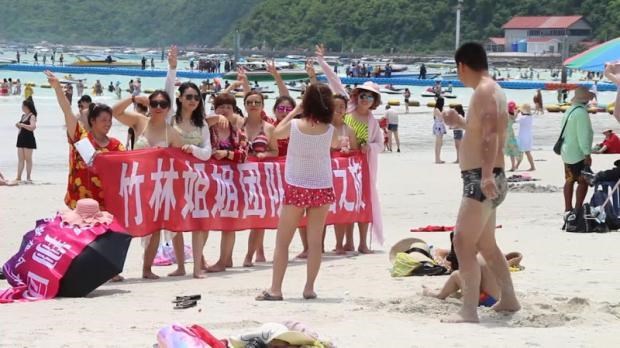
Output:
(157, 323), (227, 348)
(410, 225), (503, 232)
(506, 174), (540, 183)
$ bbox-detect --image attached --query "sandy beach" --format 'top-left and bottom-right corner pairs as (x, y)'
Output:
(2, 142), (620, 346)
(1, 70), (620, 346)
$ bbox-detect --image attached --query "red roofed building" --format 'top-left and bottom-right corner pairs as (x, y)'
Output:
(500, 16), (591, 53)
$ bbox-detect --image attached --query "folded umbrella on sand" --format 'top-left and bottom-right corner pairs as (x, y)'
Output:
(1, 199), (131, 302)
(410, 225), (503, 232)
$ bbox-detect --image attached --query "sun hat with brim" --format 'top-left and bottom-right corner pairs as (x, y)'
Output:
(603, 129), (614, 134)
(352, 81), (382, 101)
(572, 86), (595, 104)
(229, 323), (317, 348)
(60, 198), (113, 228)
(389, 238), (434, 264)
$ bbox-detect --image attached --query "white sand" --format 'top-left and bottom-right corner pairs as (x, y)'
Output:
(2, 146), (620, 347)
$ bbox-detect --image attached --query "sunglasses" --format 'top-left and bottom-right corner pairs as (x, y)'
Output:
(150, 100), (170, 109)
(359, 93), (375, 101)
(183, 94), (201, 102)
(245, 100), (263, 106)
(276, 105), (294, 113)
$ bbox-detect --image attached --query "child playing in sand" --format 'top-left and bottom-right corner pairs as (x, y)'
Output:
(423, 255), (500, 307)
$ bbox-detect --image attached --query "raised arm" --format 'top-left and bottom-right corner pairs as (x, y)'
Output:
(267, 60), (289, 97)
(45, 70), (78, 139)
(237, 67), (251, 95)
(316, 44), (348, 98)
(604, 62), (620, 122)
(111, 96), (147, 128)
(165, 45), (178, 118)
(305, 59), (319, 85)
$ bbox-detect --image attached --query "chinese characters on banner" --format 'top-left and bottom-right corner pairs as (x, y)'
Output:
(95, 149), (372, 236)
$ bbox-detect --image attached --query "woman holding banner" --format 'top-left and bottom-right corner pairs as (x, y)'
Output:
(242, 90), (280, 268)
(315, 44), (384, 253)
(45, 71), (125, 210)
(165, 47), (217, 279)
(111, 91), (184, 280)
(206, 93), (248, 273)
(257, 83), (341, 301)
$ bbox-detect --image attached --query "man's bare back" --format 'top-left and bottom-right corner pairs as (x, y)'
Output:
(459, 77), (507, 172)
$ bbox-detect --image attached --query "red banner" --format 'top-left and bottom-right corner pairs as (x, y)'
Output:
(94, 149), (372, 236)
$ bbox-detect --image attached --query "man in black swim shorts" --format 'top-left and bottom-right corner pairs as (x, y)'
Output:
(440, 43), (520, 323)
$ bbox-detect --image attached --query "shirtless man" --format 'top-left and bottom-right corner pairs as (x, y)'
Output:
(441, 43), (520, 323)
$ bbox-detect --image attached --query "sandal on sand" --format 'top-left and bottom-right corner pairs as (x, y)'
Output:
(255, 290), (283, 301)
(173, 294), (201, 303)
(174, 300), (197, 309)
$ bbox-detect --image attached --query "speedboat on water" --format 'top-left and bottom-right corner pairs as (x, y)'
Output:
(0, 58), (15, 66)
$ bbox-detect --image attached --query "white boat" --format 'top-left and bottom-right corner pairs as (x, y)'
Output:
(285, 54), (305, 60)
(224, 61), (314, 81)
(0, 58), (14, 66)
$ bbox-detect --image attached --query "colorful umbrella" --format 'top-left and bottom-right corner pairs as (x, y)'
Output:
(564, 37), (620, 72)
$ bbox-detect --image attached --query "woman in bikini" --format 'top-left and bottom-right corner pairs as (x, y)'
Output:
(205, 93), (248, 273)
(241, 90), (279, 267)
(111, 91), (184, 280)
(433, 97), (447, 164)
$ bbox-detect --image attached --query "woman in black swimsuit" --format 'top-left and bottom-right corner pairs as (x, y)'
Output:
(15, 97), (37, 183)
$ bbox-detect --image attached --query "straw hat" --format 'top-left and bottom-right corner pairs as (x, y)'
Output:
(60, 198), (113, 227)
(572, 86), (595, 104)
(520, 103), (532, 114)
(389, 238), (434, 264)
(229, 323), (317, 348)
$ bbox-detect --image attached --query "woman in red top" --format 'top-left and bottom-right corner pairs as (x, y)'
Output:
(45, 71), (124, 210)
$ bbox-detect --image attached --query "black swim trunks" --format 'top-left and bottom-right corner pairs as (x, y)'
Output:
(461, 168), (508, 208)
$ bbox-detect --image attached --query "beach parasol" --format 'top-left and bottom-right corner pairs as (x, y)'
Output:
(564, 37), (620, 72)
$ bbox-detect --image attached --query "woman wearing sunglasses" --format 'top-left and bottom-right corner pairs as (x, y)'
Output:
(112, 90), (184, 280)
(237, 90), (279, 268)
(316, 44), (384, 253)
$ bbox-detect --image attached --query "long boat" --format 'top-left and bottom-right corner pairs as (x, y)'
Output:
(223, 62), (318, 81)
(70, 55), (142, 68)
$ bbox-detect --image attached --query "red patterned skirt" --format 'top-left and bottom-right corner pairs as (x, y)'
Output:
(283, 183), (335, 208)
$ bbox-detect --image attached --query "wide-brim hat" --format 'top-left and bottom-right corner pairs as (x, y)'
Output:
(603, 129), (614, 135)
(229, 323), (316, 348)
(60, 198), (113, 227)
(572, 86), (595, 104)
(389, 238), (434, 264)
(352, 81), (382, 101)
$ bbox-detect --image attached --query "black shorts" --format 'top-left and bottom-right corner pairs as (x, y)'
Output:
(453, 129), (464, 140)
(462, 168), (508, 208)
(564, 160), (586, 184)
(388, 124), (398, 132)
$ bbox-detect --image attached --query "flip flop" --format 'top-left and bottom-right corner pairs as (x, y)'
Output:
(172, 294), (201, 303)
(174, 300), (197, 309)
(255, 290), (283, 301)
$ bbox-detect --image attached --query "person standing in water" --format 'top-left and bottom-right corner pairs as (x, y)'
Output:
(15, 98), (38, 183)
(441, 42), (520, 323)
(433, 97), (447, 163)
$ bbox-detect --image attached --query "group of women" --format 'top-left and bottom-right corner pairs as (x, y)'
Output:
(46, 45), (383, 289)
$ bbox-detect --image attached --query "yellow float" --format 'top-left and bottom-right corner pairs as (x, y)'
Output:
(235, 92), (244, 98)
(387, 99), (400, 106)
(448, 103), (462, 108)
(609, 103), (616, 115)
(407, 100), (420, 107)
(144, 89), (155, 94)
(559, 105), (570, 112)
(40, 84), (51, 89)
(587, 107), (598, 114)
(545, 104), (561, 112)
(427, 101), (436, 108)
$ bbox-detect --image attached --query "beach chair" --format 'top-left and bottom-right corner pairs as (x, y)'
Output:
(592, 180), (620, 217)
